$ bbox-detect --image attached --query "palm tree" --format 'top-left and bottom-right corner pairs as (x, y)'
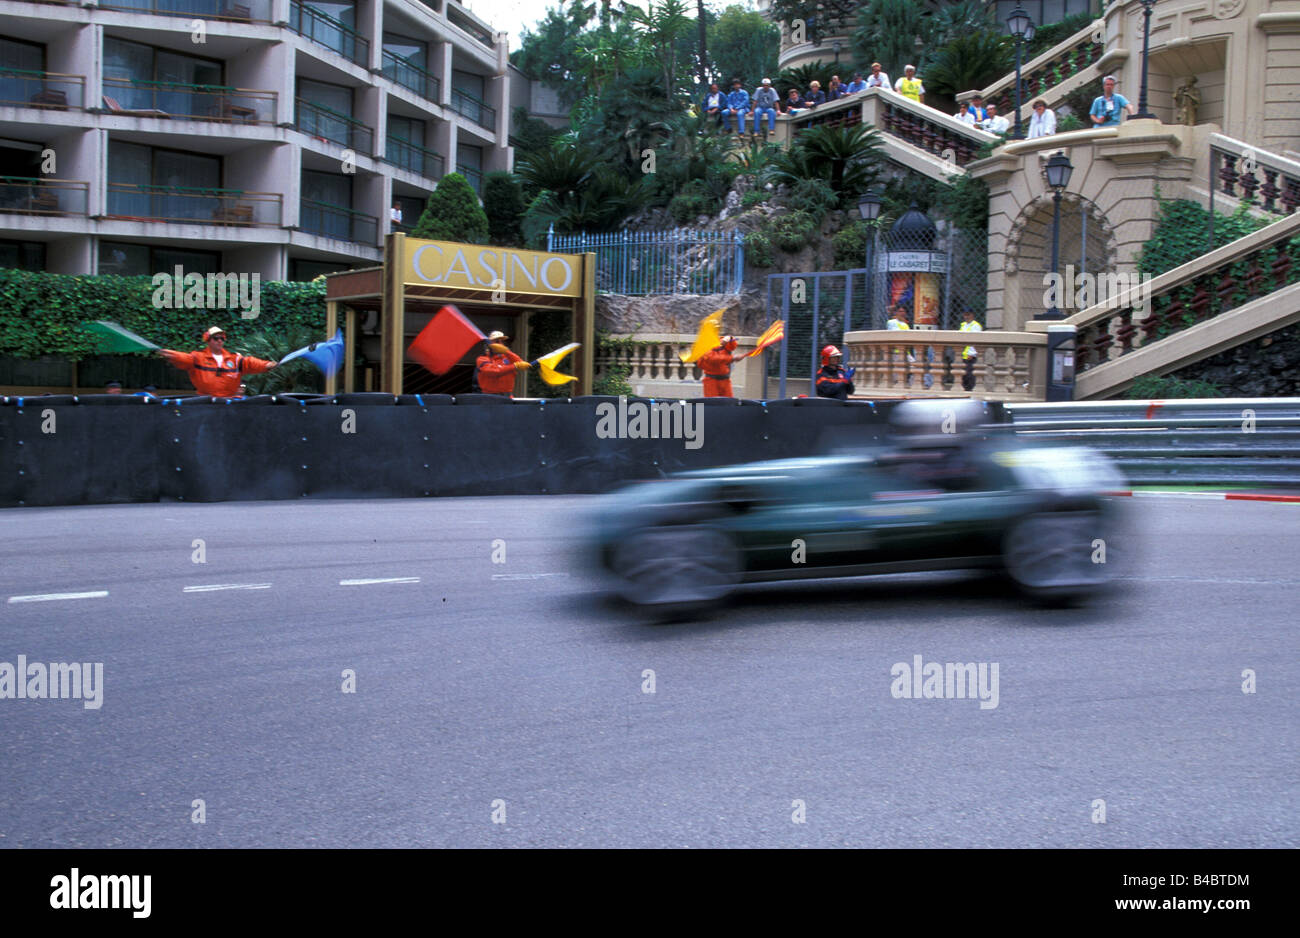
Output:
(768, 124), (885, 199)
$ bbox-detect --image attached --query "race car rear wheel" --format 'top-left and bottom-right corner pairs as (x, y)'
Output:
(1001, 512), (1110, 605)
(610, 524), (741, 614)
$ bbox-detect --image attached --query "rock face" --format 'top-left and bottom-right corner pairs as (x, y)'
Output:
(1168, 324), (1300, 396)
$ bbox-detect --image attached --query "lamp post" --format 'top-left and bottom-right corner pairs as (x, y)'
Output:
(1007, 6), (1035, 140)
(1134, 0), (1158, 119)
(857, 190), (883, 331)
(1040, 152), (1074, 321)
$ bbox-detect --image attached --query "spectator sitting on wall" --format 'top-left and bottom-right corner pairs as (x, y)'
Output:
(981, 102), (1010, 134)
(159, 326), (277, 398)
(474, 330), (531, 397)
(846, 72), (867, 94)
(805, 80), (826, 108)
(702, 82), (725, 128)
(784, 87), (808, 114)
(826, 75), (844, 101)
(725, 78), (750, 134)
(865, 62), (891, 91)
(1027, 99), (1057, 138)
(105, 380), (122, 395)
(1090, 75), (1133, 127)
(751, 78), (780, 136)
(894, 65), (924, 104)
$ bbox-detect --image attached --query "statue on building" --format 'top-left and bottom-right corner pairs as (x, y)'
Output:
(1174, 76), (1200, 126)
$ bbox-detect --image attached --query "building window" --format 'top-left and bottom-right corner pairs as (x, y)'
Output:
(300, 169), (355, 240)
(99, 241), (220, 276)
(0, 239), (46, 270)
(103, 37), (223, 115)
(456, 142), (483, 194)
(107, 141), (222, 221)
(289, 258), (352, 281)
(391, 194), (425, 232)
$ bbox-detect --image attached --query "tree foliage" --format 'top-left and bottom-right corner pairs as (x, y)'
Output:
(411, 173), (490, 244)
(483, 171), (526, 246)
(924, 31), (1013, 97)
(764, 124), (885, 204)
(708, 5), (779, 88)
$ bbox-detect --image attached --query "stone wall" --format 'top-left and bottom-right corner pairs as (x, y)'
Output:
(1168, 323), (1300, 397)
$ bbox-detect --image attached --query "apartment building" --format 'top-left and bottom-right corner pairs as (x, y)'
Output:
(0, 0), (512, 280)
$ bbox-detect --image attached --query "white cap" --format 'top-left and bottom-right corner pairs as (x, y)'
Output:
(761, 77), (771, 85)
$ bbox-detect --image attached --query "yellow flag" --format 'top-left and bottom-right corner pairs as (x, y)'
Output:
(679, 310), (725, 364)
(536, 342), (580, 386)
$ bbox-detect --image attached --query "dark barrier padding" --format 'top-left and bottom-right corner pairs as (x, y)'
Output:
(0, 397), (900, 507)
(3, 403), (158, 506)
(272, 393), (322, 405)
(396, 394), (454, 406)
(453, 393), (512, 405)
(76, 394), (154, 406)
(334, 393), (398, 406)
(238, 395), (278, 406)
(13, 394), (79, 406)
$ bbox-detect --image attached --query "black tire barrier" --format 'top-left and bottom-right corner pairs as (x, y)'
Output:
(333, 393), (398, 406)
(273, 393), (325, 405)
(71, 394), (155, 406)
(453, 393), (512, 405)
(238, 395), (278, 406)
(0, 398), (903, 506)
(396, 394), (455, 406)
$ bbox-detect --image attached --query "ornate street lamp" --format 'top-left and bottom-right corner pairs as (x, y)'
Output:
(856, 190), (883, 331)
(1134, 0), (1158, 119)
(1040, 152), (1074, 320)
(1007, 6), (1036, 140)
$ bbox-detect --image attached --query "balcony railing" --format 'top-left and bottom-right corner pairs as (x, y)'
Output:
(385, 136), (444, 179)
(299, 198), (377, 244)
(98, 0), (268, 22)
(980, 19), (1104, 118)
(447, 7), (495, 49)
(876, 97), (994, 167)
(289, 1), (370, 67)
(295, 98), (374, 155)
(456, 164), (483, 194)
(450, 88), (495, 131)
(105, 183), (282, 226)
(0, 177), (89, 217)
(0, 69), (85, 110)
(102, 77), (276, 124)
(381, 50), (440, 103)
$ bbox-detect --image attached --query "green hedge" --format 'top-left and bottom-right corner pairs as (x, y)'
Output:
(0, 270), (326, 359)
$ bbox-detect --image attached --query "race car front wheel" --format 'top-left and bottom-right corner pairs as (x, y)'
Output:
(1001, 512), (1111, 605)
(610, 524), (741, 615)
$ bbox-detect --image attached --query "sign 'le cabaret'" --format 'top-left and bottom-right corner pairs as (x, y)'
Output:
(403, 238), (582, 297)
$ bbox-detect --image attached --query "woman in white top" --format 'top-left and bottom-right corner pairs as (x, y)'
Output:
(1027, 99), (1057, 138)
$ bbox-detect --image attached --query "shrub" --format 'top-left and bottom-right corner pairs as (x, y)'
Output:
(412, 173), (489, 244)
(482, 171), (526, 246)
(1139, 198), (1269, 277)
(1056, 113), (1085, 132)
(746, 230), (775, 267)
(741, 189), (770, 209)
(669, 180), (719, 224)
(1125, 374), (1224, 399)
(768, 210), (818, 252)
(786, 177), (839, 222)
(831, 221), (872, 269)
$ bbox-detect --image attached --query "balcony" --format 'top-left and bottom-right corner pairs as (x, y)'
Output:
(105, 183), (282, 226)
(289, 1), (370, 67)
(381, 50), (440, 103)
(450, 88), (494, 131)
(457, 163), (482, 194)
(295, 98), (374, 155)
(0, 177), (89, 217)
(299, 198), (377, 244)
(385, 135), (444, 179)
(98, 0), (268, 22)
(0, 69), (85, 110)
(102, 78), (276, 124)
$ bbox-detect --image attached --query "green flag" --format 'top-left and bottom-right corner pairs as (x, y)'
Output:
(83, 321), (160, 354)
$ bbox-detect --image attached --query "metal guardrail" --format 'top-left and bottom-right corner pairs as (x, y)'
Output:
(1004, 399), (1300, 486)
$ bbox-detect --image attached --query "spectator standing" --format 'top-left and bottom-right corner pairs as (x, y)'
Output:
(702, 82), (725, 128)
(963, 95), (988, 125)
(725, 78), (750, 134)
(981, 103), (1010, 134)
(390, 202), (403, 231)
(959, 309), (983, 392)
(864, 62), (891, 91)
(751, 78), (780, 136)
(845, 72), (867, 94)
(1090, 75), (1132, 127)
(895, 65), (925, 104)
(826, 76), (844, 101)
(1027, 99), (1057, 138)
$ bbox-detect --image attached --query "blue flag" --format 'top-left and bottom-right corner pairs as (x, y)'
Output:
(280, 330), (344, 376)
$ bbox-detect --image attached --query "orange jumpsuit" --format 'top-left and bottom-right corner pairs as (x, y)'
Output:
(697, 346), (738, 398)
(475, 348), (524, 395)
(159, 348), (275, 397)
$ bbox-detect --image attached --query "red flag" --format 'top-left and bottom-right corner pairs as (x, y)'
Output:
(745, 319), (785, 358)
(407, 305), (486, 375)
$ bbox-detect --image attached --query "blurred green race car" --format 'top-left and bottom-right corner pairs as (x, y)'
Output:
(587, 400), (1127, 613)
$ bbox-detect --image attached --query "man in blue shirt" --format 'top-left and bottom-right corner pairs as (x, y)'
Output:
(701, 82), (725, 128)
(1090, 75), (1133, 127)
(845, 72), (867, 94)
(725, 78), (750, 134)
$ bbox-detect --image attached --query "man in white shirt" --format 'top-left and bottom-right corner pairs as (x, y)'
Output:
(864, 62), (891, 91)
(981, 103), (1010, 134)
(1027, 99), (1057, 138)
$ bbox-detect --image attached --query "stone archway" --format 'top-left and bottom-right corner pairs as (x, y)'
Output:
(1005, 191), (1118, 328)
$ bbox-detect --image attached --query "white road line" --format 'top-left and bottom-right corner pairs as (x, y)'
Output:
(183, 583), (273, 593)
(491, 573), (570, 581)
(7, 591), (109, 604)
(339, 577), (421, 586)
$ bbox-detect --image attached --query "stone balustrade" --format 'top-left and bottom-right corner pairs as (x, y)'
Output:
(843, 329), (1047, 401)
(594, 333), (761, 399)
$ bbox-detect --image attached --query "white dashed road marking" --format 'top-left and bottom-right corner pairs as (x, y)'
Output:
(339, 577), (421, 586)
(183, 583), (273, 593)
(491, 573), (570, 581)
(7, 591), (109, 604)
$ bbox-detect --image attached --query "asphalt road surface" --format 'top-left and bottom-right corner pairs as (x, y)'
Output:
(0, 496), (1295, 848)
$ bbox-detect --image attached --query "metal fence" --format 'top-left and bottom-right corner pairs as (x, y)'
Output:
(765, 227), (987, 396)
(548, 227), (745, 295)
(1004, 399), (1300, 486)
